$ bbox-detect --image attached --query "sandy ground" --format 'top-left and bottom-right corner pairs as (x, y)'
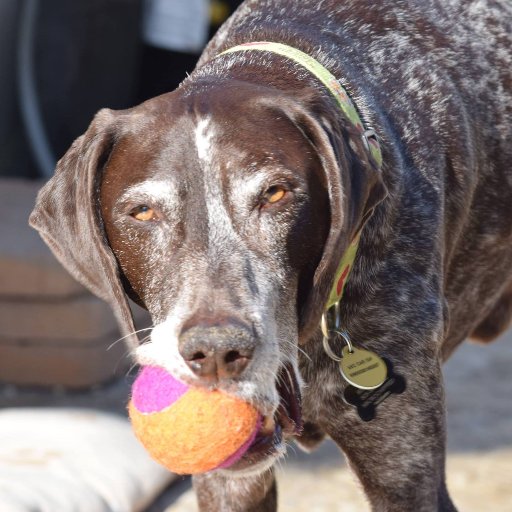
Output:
(160, 330), (512, 511)
(1, 330), (511, 511)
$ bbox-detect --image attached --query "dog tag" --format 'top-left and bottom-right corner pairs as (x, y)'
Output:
(339, 346), (387, 390)
(343, 359), (406, 421)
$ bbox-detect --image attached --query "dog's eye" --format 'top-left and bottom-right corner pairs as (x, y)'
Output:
(130, 205), (156, 221)
(262, 186), (287, 205)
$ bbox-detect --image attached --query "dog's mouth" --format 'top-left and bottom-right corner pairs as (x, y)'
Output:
(226, 362), (302, 471)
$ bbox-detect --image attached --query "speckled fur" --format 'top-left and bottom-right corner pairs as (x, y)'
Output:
(29, 1), (512, 511)
(188, 2), (512, 510)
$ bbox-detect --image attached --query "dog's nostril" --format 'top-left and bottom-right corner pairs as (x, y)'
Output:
(225, 350), (243, 364)
(179, 323), (256, 381)
(190, 351), (206, 361)
(220, 349), (251, 379)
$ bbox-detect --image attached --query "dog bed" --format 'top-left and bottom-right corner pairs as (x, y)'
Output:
(0, 408), (175, 512)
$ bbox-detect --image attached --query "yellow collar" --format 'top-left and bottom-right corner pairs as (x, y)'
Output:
(219, 42), (381, 311)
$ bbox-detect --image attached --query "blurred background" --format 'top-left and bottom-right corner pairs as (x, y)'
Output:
(0, 1), (511, 511)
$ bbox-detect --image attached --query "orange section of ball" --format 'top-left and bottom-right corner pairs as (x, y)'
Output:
(129, 387), (259, 474)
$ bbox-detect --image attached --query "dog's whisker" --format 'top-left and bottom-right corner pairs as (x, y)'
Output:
(286, 442), (298, 457)
(296, 346), (312, 362)
(274, 455), (286, 476)
(116, 334), (154, 377)
(125, 361), (140, 378)
(107, 327), (154, 351)
(280, 338), (312, 362)
(283, 365), (293, 388)
(138, 334), (152, 345)
(113, 354), (131, 375)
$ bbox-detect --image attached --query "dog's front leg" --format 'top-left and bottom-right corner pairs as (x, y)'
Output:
(322, 352), (456, 512)
(193, 468), (277, 512)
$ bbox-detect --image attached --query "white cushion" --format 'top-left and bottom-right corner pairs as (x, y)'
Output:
(0, 408), (175, 512)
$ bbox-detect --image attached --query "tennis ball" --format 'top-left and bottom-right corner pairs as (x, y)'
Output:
(128, 366), (261, 474)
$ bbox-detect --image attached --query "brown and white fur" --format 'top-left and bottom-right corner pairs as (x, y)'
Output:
(30, 1), (512, 510)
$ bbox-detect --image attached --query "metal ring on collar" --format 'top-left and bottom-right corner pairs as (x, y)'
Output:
(322, 330), (354, 362)
(321, 302), (341, 338)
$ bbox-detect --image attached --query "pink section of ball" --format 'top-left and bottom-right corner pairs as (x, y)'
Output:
(132, 366), (189, 413)
(216, 416), (262, 469)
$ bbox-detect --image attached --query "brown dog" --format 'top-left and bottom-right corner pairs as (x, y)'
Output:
(31, 1), (512, 510)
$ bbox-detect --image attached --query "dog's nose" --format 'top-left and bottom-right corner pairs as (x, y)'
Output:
(178, 323), (256, 382)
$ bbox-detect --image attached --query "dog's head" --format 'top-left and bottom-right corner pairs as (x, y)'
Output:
(30, 78), (384, 472)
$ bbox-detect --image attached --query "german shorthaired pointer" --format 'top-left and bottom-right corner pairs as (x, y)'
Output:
(30, 0), (512, 510)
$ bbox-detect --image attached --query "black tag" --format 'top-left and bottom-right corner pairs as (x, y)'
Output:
(343, 359), (406, 421)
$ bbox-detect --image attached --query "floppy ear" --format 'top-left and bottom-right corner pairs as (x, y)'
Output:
(290, 104), (388, 344)
(29, 109), (138, 350)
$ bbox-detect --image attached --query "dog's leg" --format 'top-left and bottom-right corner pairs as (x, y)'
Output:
(193, 468), (277, 512)
(318, 356), (457, 512)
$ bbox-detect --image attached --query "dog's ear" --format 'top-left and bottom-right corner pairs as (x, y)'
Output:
(289, 103), (388, 344)
(29, 109), (138, 350)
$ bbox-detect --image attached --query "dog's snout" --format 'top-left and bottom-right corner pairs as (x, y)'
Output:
(179, 323), (256, 382)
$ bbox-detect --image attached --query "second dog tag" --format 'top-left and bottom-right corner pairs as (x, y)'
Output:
(339, 346), (387, 390)
(343, 358), (406, 421)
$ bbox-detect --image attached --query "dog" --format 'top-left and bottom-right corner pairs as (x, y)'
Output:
(30, 0), (512, 510)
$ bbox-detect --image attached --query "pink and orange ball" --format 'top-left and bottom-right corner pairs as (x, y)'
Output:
(128, 366), (261, 474)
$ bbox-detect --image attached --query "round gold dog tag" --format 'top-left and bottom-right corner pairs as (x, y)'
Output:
(339, 346), (387, 390)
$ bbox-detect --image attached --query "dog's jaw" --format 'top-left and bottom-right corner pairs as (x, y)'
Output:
(135, 298), (304, 474)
